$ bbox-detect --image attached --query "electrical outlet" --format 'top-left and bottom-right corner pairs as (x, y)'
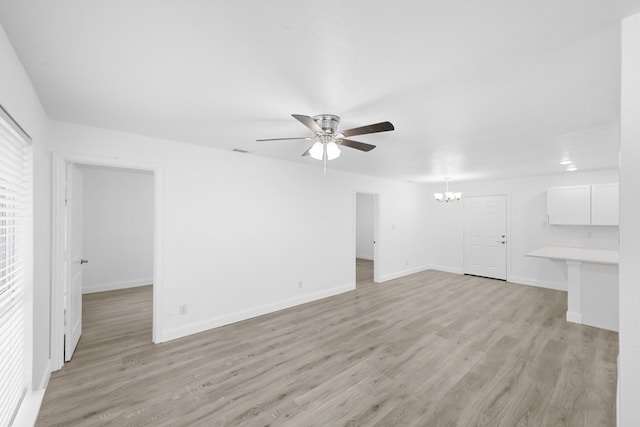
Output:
(298, 280), (303, 288)
(179, 304), (188, 315)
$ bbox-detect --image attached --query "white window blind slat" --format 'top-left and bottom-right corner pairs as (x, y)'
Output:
(0, 146), (25, 168)
(0, 315), (24, 365)
(0, 269), (25, 300)
(0, 180), (29, 195)
(0, 125), (27, 152)
(0, 104), (31, 427)
(0, 151), (26, 171)
(0, 305), (23, 345)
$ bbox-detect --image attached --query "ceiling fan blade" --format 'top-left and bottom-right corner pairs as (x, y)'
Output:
(301, 144), (314, 157)
(340, 121), (394, 138)
(337, 138), (376, 152)
(256, 137), (313, 142)
(292, 114), (324, 133)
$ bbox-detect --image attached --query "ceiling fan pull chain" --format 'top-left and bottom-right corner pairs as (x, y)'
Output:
(323, 144), (328, 174)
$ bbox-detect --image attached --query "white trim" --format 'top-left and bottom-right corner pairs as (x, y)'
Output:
(355, 253), (374, 261)
(51, 153), (165, 373)
(428, 264), (464, 275)
(566, 310), (583, 324)
(508, 275), (567, 291)
(426, 268), (568, 292)
(50, 153), (65, 371)
(378, 264), (431, 282)
(10, 387), (46, 427)
(82, 278), (153, 294)
(11, 361), (48, 427)
(162, 283), (354, 342)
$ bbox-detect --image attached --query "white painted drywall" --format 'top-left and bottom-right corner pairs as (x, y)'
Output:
(80, 165), (154, 293)
(356, 193), (374, 260)
(49, 121), (431, 341)
(580, 263), (618, 331)
(426, 170), (620, 290)
(0, 19), (52, 424)
(619, 12), (640, 427)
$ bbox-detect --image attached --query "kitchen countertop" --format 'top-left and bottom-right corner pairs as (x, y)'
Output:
(526, 246), (619, 265)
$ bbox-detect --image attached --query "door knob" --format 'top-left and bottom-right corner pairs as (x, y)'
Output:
(80, 259), (89, 264)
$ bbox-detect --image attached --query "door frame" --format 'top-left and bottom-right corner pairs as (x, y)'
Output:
(354, 190), (380, 283)
(51, 152), (164, 371)
(462, 193), (511, 281)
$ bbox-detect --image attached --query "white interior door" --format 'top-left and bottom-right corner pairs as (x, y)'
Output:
(65, 164), (83, 361)
(463, 195), (507, 280)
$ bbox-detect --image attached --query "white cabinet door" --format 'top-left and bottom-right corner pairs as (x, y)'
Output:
(547, 185), (591, 225)
(591, 183), (619, 226)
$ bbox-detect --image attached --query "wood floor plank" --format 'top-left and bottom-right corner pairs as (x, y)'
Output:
(36, 268), (618, 426)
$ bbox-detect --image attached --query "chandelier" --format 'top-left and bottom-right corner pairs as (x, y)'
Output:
(434, 177), (462, 203)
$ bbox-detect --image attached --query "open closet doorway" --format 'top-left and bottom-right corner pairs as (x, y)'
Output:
(355, 192), (379, 286)
(51, 154), (162, 370)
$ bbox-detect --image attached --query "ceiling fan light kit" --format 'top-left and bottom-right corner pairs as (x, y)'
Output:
(257, 113), (394, 173)
(434, 177), (462, 203)
(309, 140), (341, 160)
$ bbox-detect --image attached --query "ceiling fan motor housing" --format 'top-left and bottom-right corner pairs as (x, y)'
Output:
(313, 114), (341, 134)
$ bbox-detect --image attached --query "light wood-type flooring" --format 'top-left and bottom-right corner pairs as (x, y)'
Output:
(37, 267), (618, 426)
(356, 258), (374, 286)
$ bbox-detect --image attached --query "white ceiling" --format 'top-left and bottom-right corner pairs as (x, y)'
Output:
(2, 0), (640, 183)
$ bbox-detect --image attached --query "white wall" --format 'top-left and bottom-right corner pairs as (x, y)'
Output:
(49, 121), (431, 341)
(355, 193), (374, 260)
(80, 165), (154, 293)
(427, 170), (619, 290)
(0, 19), (52, 425)
(619, 12), (640, 427)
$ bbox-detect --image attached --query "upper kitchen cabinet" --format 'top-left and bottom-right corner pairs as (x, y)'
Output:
(591, 183), (619, 226)
(547, 183), (619, 226)
(547, 185), (591, 225)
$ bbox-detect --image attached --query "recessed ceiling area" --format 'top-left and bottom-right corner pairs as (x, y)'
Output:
(1, 0), (639, 183)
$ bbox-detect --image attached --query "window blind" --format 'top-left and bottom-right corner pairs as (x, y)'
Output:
(0, 105), (31, 427)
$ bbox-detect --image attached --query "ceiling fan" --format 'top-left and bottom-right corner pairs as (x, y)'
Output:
(257, 114), (395, 172)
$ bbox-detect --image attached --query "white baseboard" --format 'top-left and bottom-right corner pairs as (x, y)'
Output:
(161, 283), (355, 342)
(508, 275), (567, 292)
(425, 269), (567, 292)
(11, 358), (50, 427)
(566, 310), (583, 324)
(11, 389), (45, 427)
(83, 278), (153, 294)
(356, 253), (374, 261)
(378, 264), (431, 282)
(428, 264), (464, 275)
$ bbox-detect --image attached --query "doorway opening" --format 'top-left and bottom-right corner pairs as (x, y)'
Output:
(355, 192), (379, 286)
(51, 154), (163, 370)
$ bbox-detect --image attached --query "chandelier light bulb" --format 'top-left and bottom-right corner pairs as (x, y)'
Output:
(434, 177), (462, 203)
